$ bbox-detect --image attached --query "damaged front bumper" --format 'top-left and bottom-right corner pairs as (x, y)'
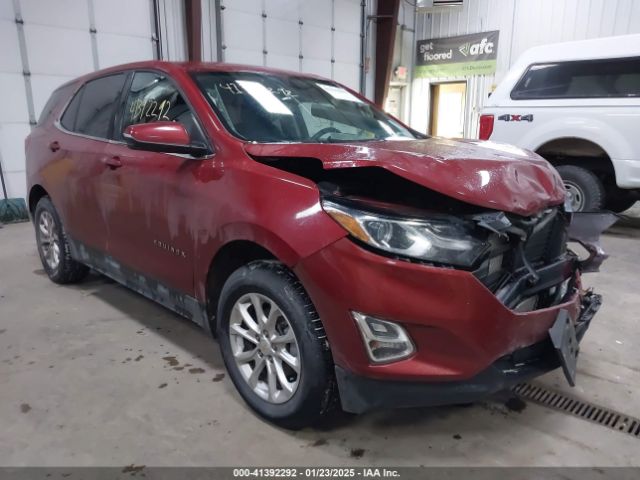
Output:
(336, 291), (602, 414)
(294, 207), (614, 414)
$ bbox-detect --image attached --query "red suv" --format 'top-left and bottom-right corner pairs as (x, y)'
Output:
(26, 61), (606, 428)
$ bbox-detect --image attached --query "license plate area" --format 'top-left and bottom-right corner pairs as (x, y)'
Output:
(549, 309), (579, 386)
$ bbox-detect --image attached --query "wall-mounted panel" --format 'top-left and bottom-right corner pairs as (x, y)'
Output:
(97, 33), (153, 68)
(0, 73), (29, 123)
(0, 20), (22, 73)
(267, 0), (299, 22)
(0, 0), (159, 200)
(24, 24), (93, 76)
(334, 0), (360, 34)
(0, 1), (13, 20)
(301, 25), (331, 62)
(3, 171), (27, 204)
(20, 0), (89, 29)
(93, 0), (152, 37)
(211, 0), (363, 90)
(223, 8), (263, 55)
(266, 17), (300, 58)
(302, 58), (332, 79)
(0, 123), (31, 173)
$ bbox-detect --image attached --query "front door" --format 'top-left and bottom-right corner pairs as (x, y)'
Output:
(103, 71), (210, 295)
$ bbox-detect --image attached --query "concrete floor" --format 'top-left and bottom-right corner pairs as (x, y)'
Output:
(0, 220), (639, 467)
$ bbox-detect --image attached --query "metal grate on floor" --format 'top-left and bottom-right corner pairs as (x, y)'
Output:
(513, 382), (640, 439)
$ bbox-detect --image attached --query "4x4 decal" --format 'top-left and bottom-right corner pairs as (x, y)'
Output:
(498, 114), (534, 122)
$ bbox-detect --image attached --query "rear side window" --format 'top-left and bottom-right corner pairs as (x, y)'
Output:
(38, 84), (74, 125)
(511, 56), (640, 100)
(60, 73), (127, 139)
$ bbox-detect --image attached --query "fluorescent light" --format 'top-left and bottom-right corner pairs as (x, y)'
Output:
(236, 80), (293, 115)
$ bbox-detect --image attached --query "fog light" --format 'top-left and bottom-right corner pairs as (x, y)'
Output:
(352, 312), (415, 363)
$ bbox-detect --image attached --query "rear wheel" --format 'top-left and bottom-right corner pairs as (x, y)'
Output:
(217, 261), (336, 429)
(556, 165), (605, 212)
(34, 197), (89, 284)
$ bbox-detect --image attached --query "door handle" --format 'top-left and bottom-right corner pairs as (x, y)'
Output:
(104, 156), (123, 169)
(49, 141), (60, 152)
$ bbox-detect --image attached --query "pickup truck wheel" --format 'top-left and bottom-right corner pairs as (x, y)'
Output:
(217, 261), (336, 429)
(604, 193), (637, 213)
(34, 196), (89, 284)
(556, 165), (605, 212)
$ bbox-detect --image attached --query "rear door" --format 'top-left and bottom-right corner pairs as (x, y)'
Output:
(54, 73), (128, 252)
(102, 70), (210, 294)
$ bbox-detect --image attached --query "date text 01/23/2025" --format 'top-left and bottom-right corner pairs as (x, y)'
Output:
(232, 468), (401, 478)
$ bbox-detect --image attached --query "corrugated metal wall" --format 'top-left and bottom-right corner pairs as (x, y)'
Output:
(411, 0), (640, 138)
(0, 0), (185, 201)
(200, 0), (366, 92)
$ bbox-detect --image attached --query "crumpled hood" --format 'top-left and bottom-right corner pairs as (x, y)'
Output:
(244, 137), (566, 216)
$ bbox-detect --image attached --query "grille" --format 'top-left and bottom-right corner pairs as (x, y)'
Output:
(514, 382), (640, 439)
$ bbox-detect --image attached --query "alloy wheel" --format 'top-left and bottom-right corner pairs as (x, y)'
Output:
(229, 293), (301, 404)
(38, 210), (61, 270)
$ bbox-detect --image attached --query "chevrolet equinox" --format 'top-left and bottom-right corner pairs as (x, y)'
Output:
(26, 62), (608, 429)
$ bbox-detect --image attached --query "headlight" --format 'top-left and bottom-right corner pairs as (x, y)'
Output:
(322, 198), (488, 267)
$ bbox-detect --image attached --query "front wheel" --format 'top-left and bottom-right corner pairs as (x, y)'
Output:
(217, 261), (336, 429)
(556, 165), (605, 212)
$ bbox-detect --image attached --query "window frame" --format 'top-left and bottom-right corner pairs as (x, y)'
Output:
(56, 71), (131, 142)
(114, 68), (214, 155)
(510, 56), (640, 101)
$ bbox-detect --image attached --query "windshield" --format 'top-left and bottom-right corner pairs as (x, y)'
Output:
(192, 72), (417, 143)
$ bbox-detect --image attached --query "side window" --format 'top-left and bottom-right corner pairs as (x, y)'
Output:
(121, 71), (205, 144)
(60, 87), (82, 131)
(60, 74), (127, 138)
(511, 56), (640, 100)
(39, 84), (73, 125)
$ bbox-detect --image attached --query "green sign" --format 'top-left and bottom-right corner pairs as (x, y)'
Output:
(415, 31), (499, 78)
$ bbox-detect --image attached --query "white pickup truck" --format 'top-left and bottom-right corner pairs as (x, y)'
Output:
(480, 35), (640, 212)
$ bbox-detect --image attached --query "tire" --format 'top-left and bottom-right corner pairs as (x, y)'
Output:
(604, 192), (637, 213)
(34, 196), (89, 284)
(556, 165), (605, 212)
(217, 260), (336, 429)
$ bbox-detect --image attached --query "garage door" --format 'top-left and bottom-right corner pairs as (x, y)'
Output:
(212, 0), (363, 90)
(0, 0), (157, 201)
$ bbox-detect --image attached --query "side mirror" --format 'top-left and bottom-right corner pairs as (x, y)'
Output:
(123, 121), (208, 157)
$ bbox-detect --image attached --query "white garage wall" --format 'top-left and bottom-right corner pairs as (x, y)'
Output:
(411, 0), (640, 137)
(202, 0), (364, 92)
(0, 0), (183, 202)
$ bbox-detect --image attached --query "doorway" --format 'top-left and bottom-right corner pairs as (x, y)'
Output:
(429, 81), (467, 138)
